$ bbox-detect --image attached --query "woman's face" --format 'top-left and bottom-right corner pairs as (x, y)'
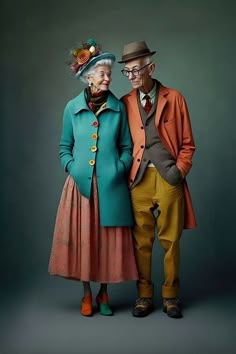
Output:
(88, 65), (112, 93)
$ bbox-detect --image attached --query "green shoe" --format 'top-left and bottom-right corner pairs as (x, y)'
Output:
(96, 293), (113, 316)
(99, 302), (113, 316)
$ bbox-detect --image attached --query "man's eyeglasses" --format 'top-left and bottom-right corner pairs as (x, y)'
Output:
(121, 63), (151, 77)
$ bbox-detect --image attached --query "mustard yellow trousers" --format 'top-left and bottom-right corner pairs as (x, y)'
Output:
(131, 167), (184, 299)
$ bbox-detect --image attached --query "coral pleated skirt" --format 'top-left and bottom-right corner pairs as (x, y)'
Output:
(48, 175), (138, 283)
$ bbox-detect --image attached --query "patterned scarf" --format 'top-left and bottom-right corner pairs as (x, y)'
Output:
(85, 87), (109, 113)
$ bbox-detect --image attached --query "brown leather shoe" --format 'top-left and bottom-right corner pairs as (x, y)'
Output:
(132, 297), (154, 317)
(163, 298), (182, 318)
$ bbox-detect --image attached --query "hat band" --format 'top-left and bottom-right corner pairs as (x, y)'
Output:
(121, 49), (151, 62)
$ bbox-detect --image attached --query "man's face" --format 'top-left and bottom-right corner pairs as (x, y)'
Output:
(122, 58), (152, 89)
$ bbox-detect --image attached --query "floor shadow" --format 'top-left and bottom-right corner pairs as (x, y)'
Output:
(181, 282), (236, 310)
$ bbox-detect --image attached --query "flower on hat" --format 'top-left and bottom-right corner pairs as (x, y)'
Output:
(66, 38), (102, 75)
(86, 38), (97, 46)
(77, 49), (91, 65)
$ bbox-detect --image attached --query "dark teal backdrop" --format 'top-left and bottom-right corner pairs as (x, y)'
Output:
(1, 0), (236, 314)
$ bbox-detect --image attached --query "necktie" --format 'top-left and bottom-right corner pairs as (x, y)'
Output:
(144, 94), (152, 114)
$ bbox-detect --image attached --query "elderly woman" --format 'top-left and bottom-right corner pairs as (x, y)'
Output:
(48, 39), (137, 316)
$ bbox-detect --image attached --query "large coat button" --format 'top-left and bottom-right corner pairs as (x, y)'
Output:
(89, 159), (95, 166)
(91, 145), (97, 152)
(91, 133), (97, 140)
(92, 121), (98, 127)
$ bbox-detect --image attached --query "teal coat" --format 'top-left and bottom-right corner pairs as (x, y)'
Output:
(59, 90), (134, 226)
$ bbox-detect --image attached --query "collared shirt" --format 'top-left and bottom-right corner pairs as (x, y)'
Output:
(139, 81), (157, 107)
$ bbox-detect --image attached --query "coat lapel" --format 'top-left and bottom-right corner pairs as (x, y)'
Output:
(126, 84), (169, 127)
(154, 84), (168, 127)
(72, 91), (89, 114)
(126, 90), (143, 125)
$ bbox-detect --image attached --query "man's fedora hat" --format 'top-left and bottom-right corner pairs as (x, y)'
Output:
(118, 40), (156, 63)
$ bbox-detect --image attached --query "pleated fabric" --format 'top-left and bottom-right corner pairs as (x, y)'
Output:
(48, 175), (138, 283)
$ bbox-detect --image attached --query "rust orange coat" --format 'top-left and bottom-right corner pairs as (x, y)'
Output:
(121, 83), (196, 229)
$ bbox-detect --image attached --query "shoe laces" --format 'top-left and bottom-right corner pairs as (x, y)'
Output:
(165, 298), (181, 306)
(135, 297), (153, 306)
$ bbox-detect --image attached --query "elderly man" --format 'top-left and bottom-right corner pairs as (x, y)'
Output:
(119, 40), (196, 318)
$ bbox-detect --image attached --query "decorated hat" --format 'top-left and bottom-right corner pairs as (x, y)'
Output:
(118, 40), (156, 63)
(67, 38), (115, 78)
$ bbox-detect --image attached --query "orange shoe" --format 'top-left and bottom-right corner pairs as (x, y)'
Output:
(80, 295), (93, 316)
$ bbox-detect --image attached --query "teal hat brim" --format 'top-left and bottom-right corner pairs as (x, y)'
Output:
(75, 52), (116, 78)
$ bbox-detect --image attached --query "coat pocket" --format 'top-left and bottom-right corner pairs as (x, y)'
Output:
(117, 160), (126, 174)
